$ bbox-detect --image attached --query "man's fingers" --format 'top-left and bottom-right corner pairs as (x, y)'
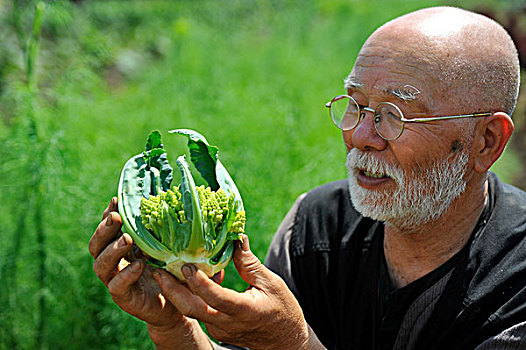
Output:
(233, 234), (277, 290)
(107, 259), (144, 301)
(102, 197), (118, 220)
(182, 265), (242, 315)
(89, 211), (123, 259)
(152, 269), (225, 324)
(93, 233), (133, 285)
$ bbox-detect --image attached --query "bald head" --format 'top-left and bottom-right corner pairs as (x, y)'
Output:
(357, 6), (520, 115)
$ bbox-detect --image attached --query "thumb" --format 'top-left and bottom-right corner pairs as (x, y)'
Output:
(234, 234), (277, 290)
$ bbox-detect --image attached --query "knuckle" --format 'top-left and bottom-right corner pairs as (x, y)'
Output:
(92, 260), (101, 278)
(89, 225), (108, 257)
(244, 256), (264, 273)
(97, 246), (112, 266)
(88, 237), (98, 258)
(112, 212), (123, 226)
(93, 241), (127, 277)
(90, 228), (108, 255)
(107, 282), (117, 295)
(107, 273), (129, 300)
(108, 281), (122, 299)
(92, 260), (109, 284)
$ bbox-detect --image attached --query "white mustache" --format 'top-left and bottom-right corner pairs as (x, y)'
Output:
(345, 148), (405, 186)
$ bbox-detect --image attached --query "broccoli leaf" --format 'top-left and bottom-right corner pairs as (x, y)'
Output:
(169, 129), (220, 190)
(145, 130), (163, 151)
(215, 161), (244, 210)
(145, 148), (165, 159)
(169, 129), (242, 210)
(119, 155), (148, 226)
(143, 131), (173, 192)
(189, 141), (220, 190)
(118, 153), (173, 262)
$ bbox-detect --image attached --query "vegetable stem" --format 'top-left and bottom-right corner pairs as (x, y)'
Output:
(177, 155), (206, 254)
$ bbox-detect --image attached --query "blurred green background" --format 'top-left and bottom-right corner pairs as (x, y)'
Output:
(1, 0), (524, 348)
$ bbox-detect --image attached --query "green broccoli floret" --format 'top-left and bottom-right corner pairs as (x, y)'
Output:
(231, 210), (246, 234)
(140, 184), (245, 254)
(140, 193), (166, 241)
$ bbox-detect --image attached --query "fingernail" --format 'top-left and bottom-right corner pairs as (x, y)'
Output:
(111, 197), (118, 210)
(106, 213), (113, 226)
(131, 259), (141, 272)
(119, 235), (127, 247)
(240, 235), (249, 251)
(181, 265), (194, 280)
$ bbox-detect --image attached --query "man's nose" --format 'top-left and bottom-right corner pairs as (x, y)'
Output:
(345, 109), (388, 151)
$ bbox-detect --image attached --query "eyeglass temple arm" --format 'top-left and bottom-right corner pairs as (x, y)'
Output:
(401, 113), (492, 123)
(325, 97), (493, 122)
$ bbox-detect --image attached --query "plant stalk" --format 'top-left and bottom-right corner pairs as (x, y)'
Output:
(25, 2), (46, 348)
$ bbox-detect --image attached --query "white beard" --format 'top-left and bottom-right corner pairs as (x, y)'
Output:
(346, 148), (469, 231)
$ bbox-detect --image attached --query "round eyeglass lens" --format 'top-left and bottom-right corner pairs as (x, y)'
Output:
(331, 96), (360, 130)
(374, 102), (404, 140)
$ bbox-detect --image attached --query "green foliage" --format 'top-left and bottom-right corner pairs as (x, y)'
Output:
(0, 0), (521, 348)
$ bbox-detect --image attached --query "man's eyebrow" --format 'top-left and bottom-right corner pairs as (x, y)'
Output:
(344, 77), (421, 104)
(383, 84), (421, 102)
(344, 76), (363, 90)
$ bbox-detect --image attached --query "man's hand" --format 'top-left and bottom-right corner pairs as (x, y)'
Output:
(89, 198), (213, 350)
(153, 235), (325, 350)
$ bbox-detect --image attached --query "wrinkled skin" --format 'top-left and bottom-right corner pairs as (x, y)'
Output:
(341, 9), (514, 289)
(152, 234), (320, 350)
(89, 197), (217, 349)
(90, 197), (322, 349)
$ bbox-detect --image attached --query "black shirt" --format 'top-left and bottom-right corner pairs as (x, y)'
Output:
(277, 173), (526, 349)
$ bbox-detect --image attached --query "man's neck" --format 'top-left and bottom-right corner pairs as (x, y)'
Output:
(383, 178), (488, 289)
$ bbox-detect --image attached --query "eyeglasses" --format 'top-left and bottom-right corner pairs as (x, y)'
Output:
(325, 95), (492, 141)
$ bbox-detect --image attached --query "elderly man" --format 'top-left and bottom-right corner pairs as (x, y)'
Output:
(90, 6), (526, 350)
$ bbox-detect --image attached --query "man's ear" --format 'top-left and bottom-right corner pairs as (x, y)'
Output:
(473, 112), (514, 173)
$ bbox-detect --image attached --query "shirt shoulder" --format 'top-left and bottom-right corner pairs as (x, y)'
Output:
(474, 321), (526, 350)
(264, 193), (306, 296)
